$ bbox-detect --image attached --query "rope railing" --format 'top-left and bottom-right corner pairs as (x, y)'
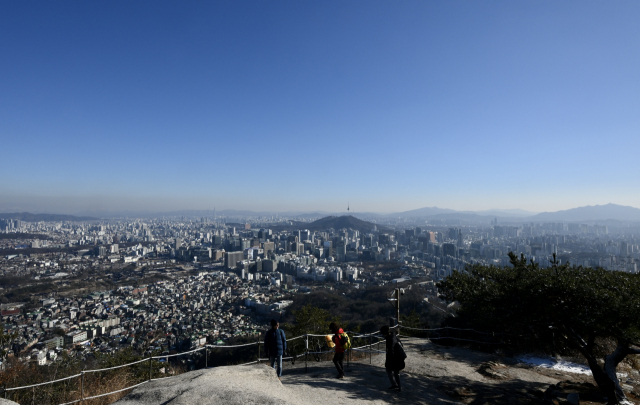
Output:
(397, 334), (503, 345)
(395, 325), (507, 345)
(3, 324), (504, 403)
(5, 373), (82, 391)
(398, 325), (507, 335)
(205, 341), (261, 349)
(83, 358), (149, 373)
(152, 346), (204, 359)
(82, 380), (150, 401)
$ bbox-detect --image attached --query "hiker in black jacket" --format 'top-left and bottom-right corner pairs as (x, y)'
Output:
(264, 319), (287, 380)
(380, 325), (405, 392)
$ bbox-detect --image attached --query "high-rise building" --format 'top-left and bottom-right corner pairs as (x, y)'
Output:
(448, 228), (459, 241)
(442, 243), (457, 257)
(225, 251), (244, 269)
(621, 241), (629, 256)
(300, 230), (313, 243)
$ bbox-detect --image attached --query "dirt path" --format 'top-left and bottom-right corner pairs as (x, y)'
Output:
(280, 338), (562, 404)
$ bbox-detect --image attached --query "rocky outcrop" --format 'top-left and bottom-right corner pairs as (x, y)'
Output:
(114, 365), (309, 405)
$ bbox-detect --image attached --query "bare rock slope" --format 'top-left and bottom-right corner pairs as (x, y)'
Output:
(114, 365), (309, 405)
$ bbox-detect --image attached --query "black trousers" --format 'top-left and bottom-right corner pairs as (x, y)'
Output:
(333, 352), (345, 375)
(386, 368), (401, 388)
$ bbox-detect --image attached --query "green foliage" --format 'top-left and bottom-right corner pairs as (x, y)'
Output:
(400, 309), (425, 337)
(437, 253), (640, 345)
(400, 310), (421, 328)
(283, 304), (341, 338)
(283, 286), (443, 334)
(206, 335), (259, 367)
(437, 252), (640, 403)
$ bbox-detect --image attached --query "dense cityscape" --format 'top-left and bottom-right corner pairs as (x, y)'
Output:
(1, 210), (638, 368)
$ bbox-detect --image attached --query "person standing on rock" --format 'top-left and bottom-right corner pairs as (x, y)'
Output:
(329, 322), (350, 379)
(264, 319), (287, 380)
(380, 325), (406, 392)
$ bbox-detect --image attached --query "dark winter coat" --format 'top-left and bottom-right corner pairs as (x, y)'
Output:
(264, 328), (287, 357)
(384, 333), (406, 371)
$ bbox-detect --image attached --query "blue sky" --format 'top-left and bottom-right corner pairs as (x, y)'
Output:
(1, 1), (639, 214)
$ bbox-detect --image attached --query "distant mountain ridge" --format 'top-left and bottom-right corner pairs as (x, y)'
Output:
(529, 204), (640, 222)
(0, 212), (98, 222)
(393, 207), (538, 218)
(393, 206), (458, 217)
(4, 204), (639, 223)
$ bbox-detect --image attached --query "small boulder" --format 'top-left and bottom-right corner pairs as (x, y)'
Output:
(478, 361), (509, 380)
(566, 393), (579, 405)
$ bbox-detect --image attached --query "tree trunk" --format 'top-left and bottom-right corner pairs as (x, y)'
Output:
(582, 340), (636, 405)
(584, 353), (617, 403)
(602, 341), (634, 405)
(562, 328), (632, 404)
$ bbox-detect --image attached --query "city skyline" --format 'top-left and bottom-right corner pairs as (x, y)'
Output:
(3, 199), (640, 223)
(2, 1), (639, 214)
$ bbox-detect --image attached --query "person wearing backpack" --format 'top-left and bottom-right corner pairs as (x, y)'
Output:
(329, 322), (350, 379)
(264, 319), (287, 380)
(380, 325), (406, 392)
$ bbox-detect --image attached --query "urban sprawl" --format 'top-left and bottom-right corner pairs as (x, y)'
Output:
(0, 215), (638, 368)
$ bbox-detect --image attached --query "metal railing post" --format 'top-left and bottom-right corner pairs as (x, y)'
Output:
(304, 334), (308, 374)
(257, 335), (260, 364)
(149, 356), (152, 381)
(205, 346), (208, 368)
(81, 371), (85, 405)
(369, 333), (372, 365)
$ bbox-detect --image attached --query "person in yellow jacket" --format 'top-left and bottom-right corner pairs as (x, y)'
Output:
(329, 322), (350, 379)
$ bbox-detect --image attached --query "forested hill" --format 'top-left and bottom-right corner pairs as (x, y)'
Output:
(0, 212), (99, 222)
(305, 215), (385, 232)
(267, 215), (386, 233)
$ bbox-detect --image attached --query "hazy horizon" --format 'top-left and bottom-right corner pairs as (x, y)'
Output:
(2, 1), (639, 214)
(2, 195), (640, 217)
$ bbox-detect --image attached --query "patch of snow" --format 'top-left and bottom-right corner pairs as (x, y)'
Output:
(517, 355), (591, 375)
(517, 356), (629, 378)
